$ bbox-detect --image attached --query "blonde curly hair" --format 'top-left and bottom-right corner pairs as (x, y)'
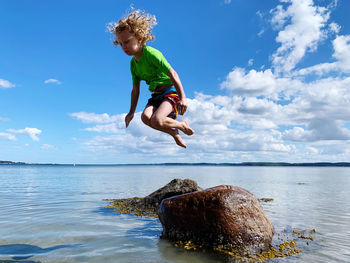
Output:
(108, 9), (157, 46)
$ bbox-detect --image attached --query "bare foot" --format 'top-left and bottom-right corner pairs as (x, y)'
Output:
(170, 129), (187, 148)
(173, 134), (187, 148)
(181, 120), (194, 136)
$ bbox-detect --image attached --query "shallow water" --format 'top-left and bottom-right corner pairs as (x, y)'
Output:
(0, 165), (349, 262)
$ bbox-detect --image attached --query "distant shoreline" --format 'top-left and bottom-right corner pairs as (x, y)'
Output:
(0, 161), (26, 165)
(1, 161), (350, 167)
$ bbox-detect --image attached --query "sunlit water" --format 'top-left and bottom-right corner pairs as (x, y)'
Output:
(0, 165), (349, 262)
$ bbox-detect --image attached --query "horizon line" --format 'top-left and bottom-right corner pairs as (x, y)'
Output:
(1, 161), (350, 167)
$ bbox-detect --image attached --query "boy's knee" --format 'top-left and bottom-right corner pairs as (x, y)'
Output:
(150, 115), (163, 128)
(141, 113), (151, 125)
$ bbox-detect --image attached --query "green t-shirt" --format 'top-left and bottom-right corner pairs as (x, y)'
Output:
(130, 46), (173, 92)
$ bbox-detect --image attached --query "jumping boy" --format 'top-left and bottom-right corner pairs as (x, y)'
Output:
(108, 9), (194, 148)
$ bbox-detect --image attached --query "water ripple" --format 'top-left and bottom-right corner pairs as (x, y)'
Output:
(1, 165), (350, 262)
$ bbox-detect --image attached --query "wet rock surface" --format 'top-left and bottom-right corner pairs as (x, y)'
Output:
(104, 178), (202, 217)
(158, 185), (274, 255)
(143, 178), (202, 207)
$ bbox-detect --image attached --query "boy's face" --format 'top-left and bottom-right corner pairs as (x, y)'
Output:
(117, 30), (142, 56)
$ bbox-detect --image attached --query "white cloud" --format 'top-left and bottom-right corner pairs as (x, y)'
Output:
(332, 35), (350, 71)
(224, 0), (232, 4)
(295, 34), (350, 76)
(41, 144), (57, 150)
(73, 93), (296, 161)
(220, 67), (301, 99)
(283, 122), (350, 145)
(256, 11), (265, 37)
(7, 128), (42, 141)
(270, 4), (289, 30)
(84, 123), (125, 133)
(0, 132), (17, 141)
(295, 62), (337, 76)
(258, 29), (265, 37)
(327, 0), (338, 9)
(221, 68), (278, 97)
(329, 22), (340, 34)
(271, 0), (330, 74)
(44, 78), (61, 85)
(70, 112), (123, 124)
(248, 59), (254, 66)
(256, 10), (263, 19)
(0, 79), (15, 89)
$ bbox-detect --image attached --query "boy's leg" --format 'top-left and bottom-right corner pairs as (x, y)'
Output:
(150, 100), (194, 136)
(142, 104), (187, 148)
(141, 104), (155, 127)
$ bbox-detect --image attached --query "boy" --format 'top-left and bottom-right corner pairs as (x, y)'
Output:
(108, 9), (194, 148)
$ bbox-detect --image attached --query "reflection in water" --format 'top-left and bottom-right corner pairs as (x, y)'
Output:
(0, 243), (79, 261)
(157, 238), (240, 263)
(0, 260), (40, 263)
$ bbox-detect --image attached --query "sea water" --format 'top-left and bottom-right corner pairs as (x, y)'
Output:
(0, 165), (349, 262)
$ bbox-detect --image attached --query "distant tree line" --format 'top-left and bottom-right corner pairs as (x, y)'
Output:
(0, 160), (26, 164)
(160, 162), (350, 167)
(1, 161), (349, 166)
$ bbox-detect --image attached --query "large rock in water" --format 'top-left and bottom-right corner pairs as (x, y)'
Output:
(158, 185), (274, 254)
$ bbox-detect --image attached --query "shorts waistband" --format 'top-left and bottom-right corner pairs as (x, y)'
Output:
(153, 86), (176, 95)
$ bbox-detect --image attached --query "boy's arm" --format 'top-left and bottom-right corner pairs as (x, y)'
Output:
(125, 83), (140, 128)
(167, 68), (187, 115)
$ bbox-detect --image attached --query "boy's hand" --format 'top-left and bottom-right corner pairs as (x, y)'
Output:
(177, 99), (188, 115)
(125, 113), (134, 128)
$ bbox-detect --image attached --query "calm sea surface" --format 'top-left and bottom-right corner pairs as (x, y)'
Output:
(0, 165), (349, 262)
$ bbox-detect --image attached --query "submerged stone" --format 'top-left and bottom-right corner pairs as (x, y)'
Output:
(143, 178), (202, 207)
(260, 198), (274, 202)
(104, 178), (202, 217)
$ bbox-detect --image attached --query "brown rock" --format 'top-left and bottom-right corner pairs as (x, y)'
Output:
(143, 178), (202, 208)
(158, 185), (274, 254)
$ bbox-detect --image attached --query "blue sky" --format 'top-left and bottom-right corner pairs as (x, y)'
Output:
(1, 0), (350, 164)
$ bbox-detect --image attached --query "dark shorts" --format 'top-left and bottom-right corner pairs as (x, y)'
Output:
(147, 86), (179, 119)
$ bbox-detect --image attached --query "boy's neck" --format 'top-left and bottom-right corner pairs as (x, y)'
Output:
(134, 45), (144, 61)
